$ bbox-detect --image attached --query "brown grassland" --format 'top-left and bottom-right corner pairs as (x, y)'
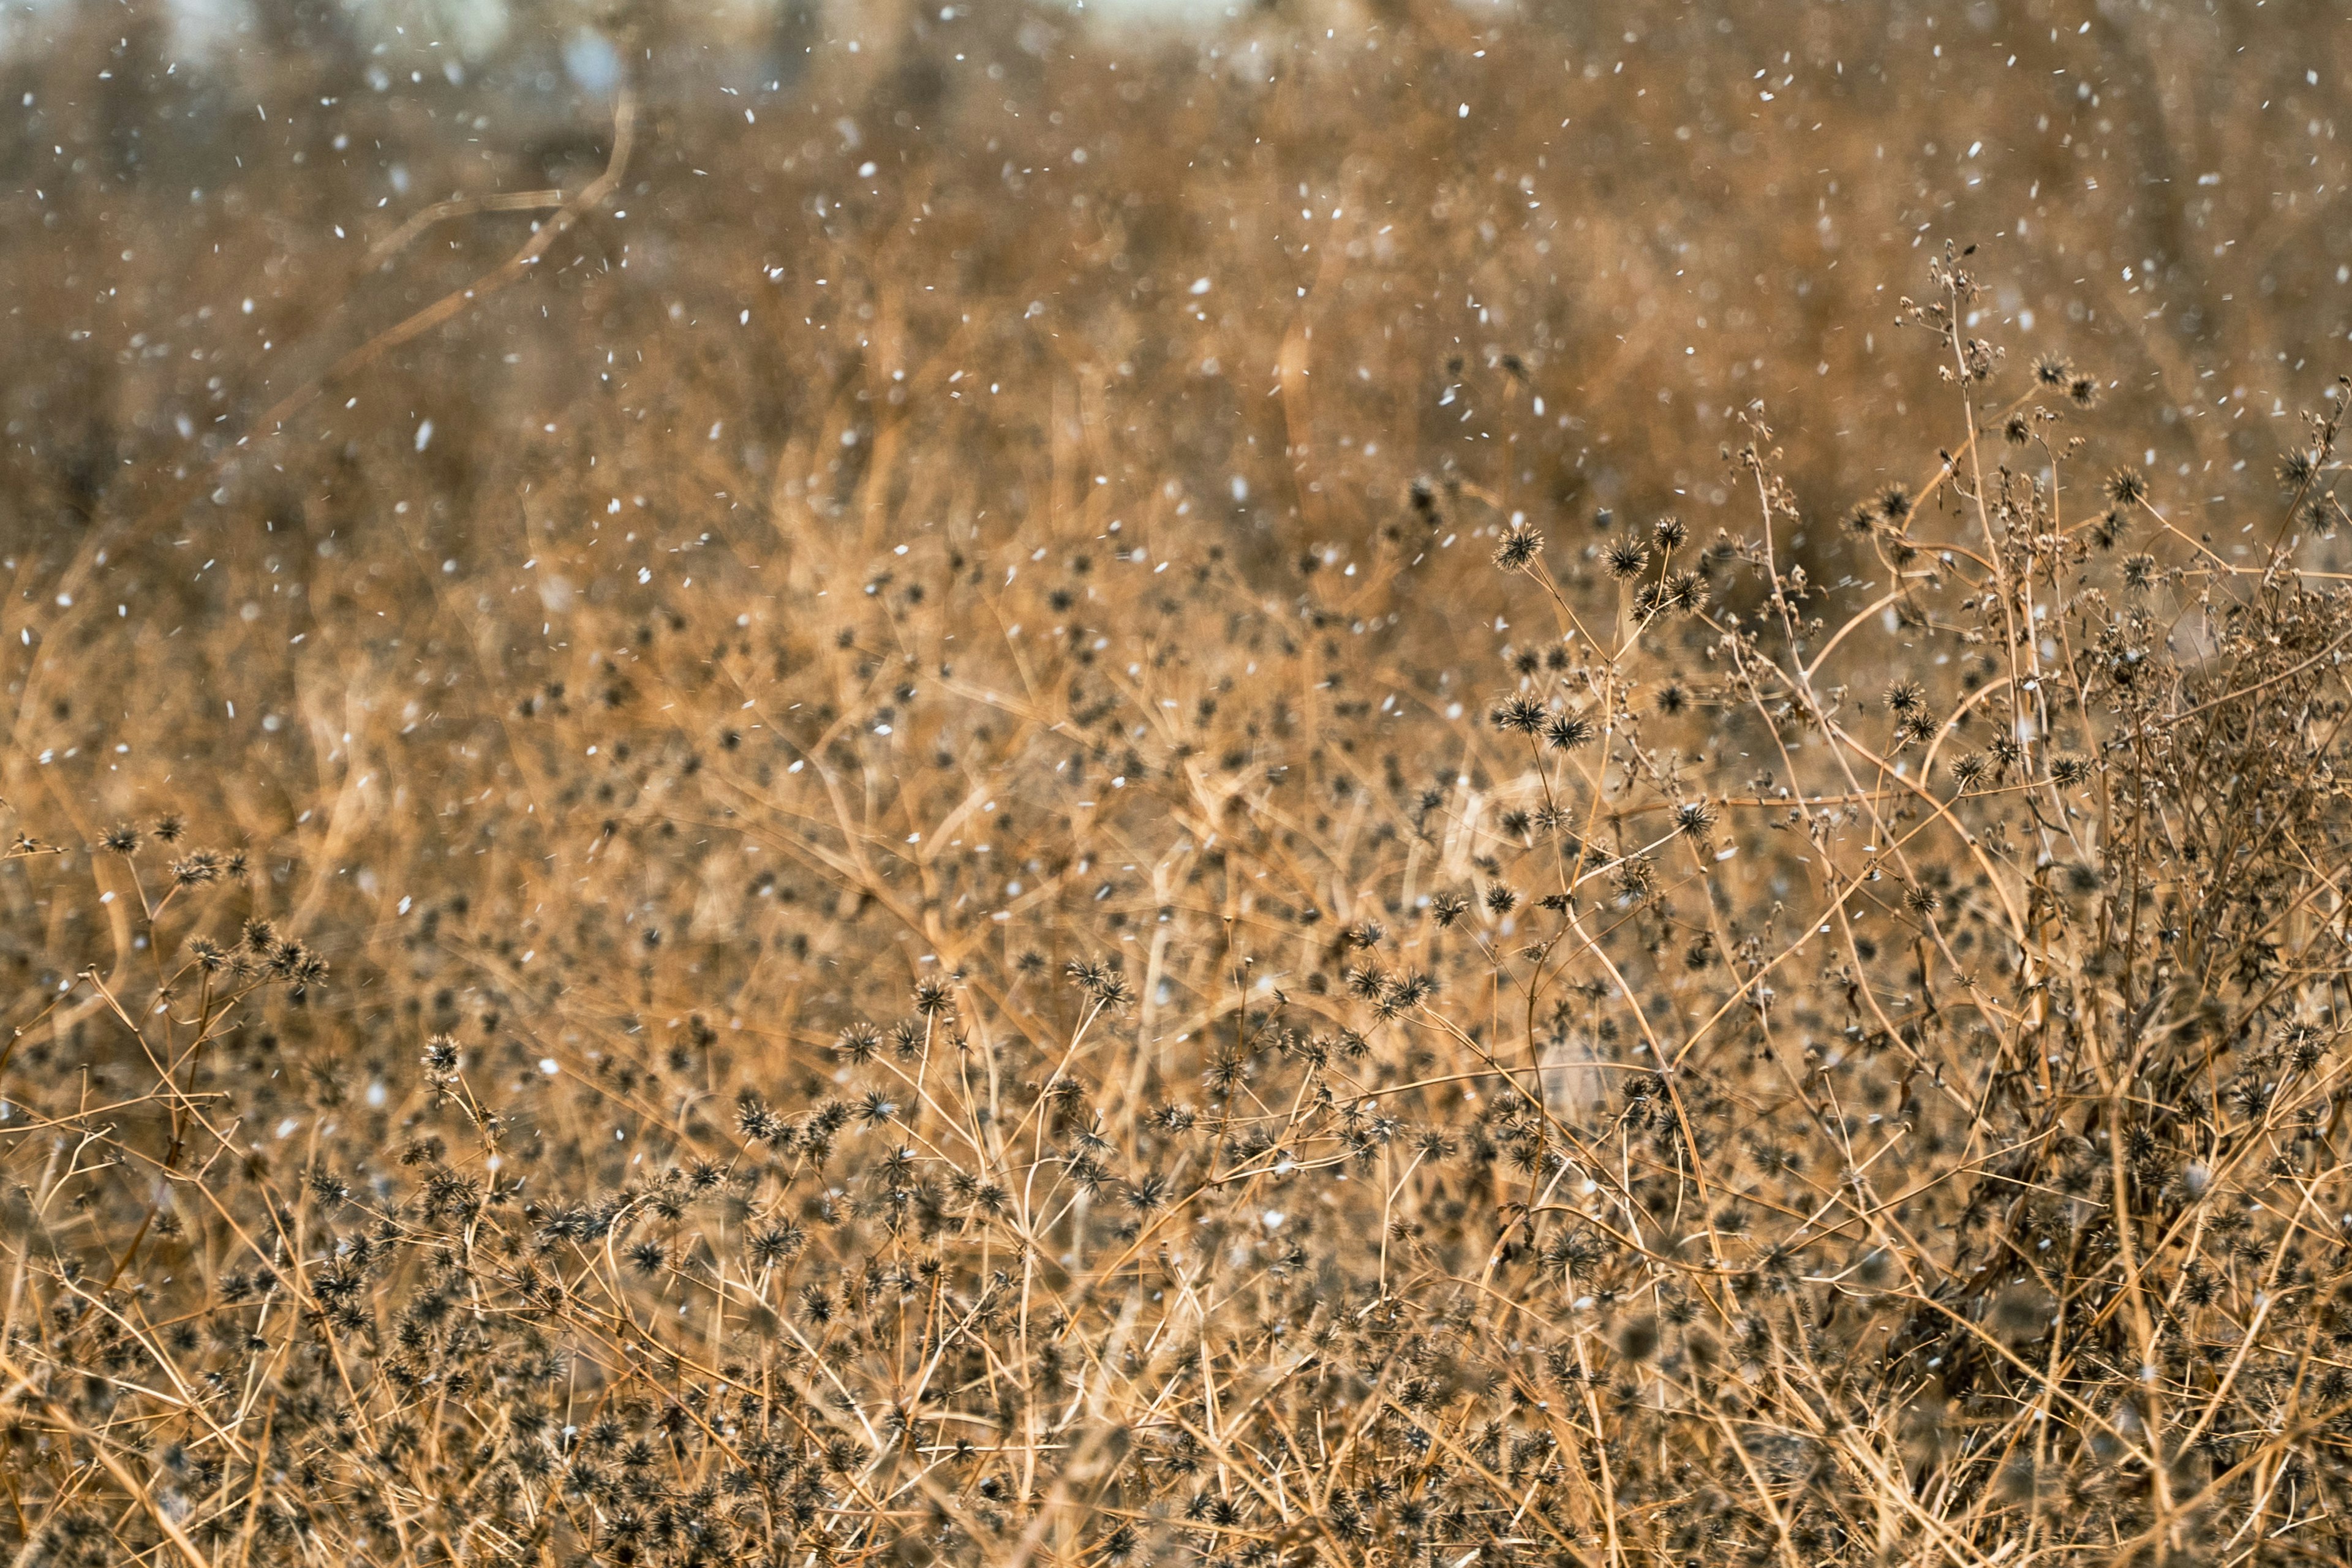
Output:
(4, 1), (2352, 1564)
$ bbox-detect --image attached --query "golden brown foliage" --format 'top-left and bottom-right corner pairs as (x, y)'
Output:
(3, 4), (2352, 1566)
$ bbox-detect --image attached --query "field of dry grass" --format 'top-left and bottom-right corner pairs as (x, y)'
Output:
(3, 2), (2352, 1564)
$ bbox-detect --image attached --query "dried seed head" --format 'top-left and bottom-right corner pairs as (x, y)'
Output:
(1493, 524), (1544, 570)
(1491, 696), (1547, 734)
(1545, 712), (1595, 751)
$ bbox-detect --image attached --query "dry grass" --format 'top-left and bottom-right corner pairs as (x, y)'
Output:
(4, 3), (2352, 1564)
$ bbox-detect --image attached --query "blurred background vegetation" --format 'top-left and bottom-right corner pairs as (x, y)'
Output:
(7, 0), (2346, 575)
(0, 0), (2342, 796)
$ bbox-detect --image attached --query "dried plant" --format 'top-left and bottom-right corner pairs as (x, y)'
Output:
(3, 6), (2351, 1567)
